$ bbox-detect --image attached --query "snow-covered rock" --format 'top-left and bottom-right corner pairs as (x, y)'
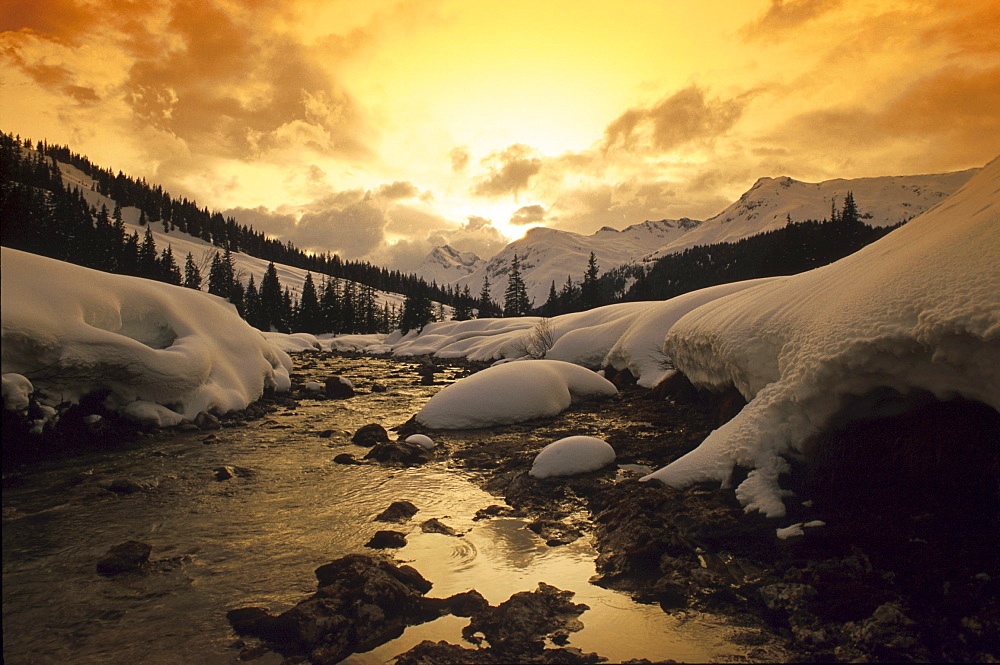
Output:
(262, 332), (323, 352)
(405, 434), (436, 449)
(1, 247), (292, 423)
(415, 360), (617, 429)
(529, 436), (616, 478)
(641, 158), (1000, 517)
(2, 373), (33, 411)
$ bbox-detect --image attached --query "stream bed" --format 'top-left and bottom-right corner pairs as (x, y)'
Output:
(2, 355), (749, 664)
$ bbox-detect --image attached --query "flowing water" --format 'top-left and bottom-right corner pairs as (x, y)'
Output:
(3, 356), (746, 664)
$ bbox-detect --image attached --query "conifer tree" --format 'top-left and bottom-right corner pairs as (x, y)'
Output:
(259, 262), (285, 332)
(453, 284), (474, 320)
(503, 255), (531, 317)
(320, 277), (341, 333)
(400, 284), (433, 333)
(183, 252), (203, 289)
(581, 251), (601, 309)
(159, 245), (182, 285)
(477, 275), (495, 318)
(297, 272), (322, 333)
(138, 227), (158, 278)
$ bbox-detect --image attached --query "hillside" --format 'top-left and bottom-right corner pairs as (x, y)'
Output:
(642, 169), (977, 261)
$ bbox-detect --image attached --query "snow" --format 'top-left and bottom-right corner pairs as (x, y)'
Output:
(417, 244), (484, 285)
(2, 373), (33, 411)
(405, 434), (436, 449)
(1, 247), (292, 423)
(641, 158), (1000, 517)
(262, 332), (323, 353)
(415, 360), (617, 429)
(529, 436), (616, 478)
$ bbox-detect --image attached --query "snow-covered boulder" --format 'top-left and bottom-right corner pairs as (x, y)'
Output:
(529, 436), (616, 478)
(2, 373), (33, 411)
(1, 248), (292, 423)
(642, 158), (1000, 517)
(415, 360), (617, 429)
(405, 434), (436, 449)
(261, 332), (323, 353)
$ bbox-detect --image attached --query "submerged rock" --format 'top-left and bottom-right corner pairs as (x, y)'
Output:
(324, 376), (355, 399)
(364, 440), (433, 466)
(97, 540), (152, 576)
(463, 582), (589, 652)
(332, 453), (361, 465)
(420, 518), (460, 536)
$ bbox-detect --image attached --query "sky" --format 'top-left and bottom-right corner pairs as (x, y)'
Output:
(2, 0), (998, 271)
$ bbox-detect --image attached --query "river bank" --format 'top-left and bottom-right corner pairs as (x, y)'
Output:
(3, 352), (997, 663)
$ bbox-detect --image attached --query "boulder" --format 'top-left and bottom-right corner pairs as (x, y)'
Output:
(420, 518), (460, 536)
(364, 440), (433, 466)
(366, 530), (408, 549)
(194, 411), (222, 430)
(324, 376), (355, 399)
(352, 423), (390, 447)
(375, 501), (419, 523)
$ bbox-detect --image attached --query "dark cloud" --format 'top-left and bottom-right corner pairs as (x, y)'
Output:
(0, 0), (102, 45)
(1, 50), (100, 103)
(450, 146), (470, 172)
(473, 144), (542, 197)
(740, 0), (842, 40)
(375, 181), (420, 200)
(603, 86), (750, 154)
(510, 204), (545, 225)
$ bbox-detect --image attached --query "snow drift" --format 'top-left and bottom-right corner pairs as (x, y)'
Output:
(1, 248), (292, 424)
(415, 359), (617, 429)
(642, 158), (1000, 517)
(529, 436), (616, 478)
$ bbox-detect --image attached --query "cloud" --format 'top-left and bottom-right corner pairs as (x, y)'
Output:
(450, 146), (470, 172)
(375, 181), (420, 200)
(472, 144), (543, 197)
(603, 85), (750, 154)
(510, 204), (546, 225)
(740, 0), (843, 40)
(770, 65), (1000, 172)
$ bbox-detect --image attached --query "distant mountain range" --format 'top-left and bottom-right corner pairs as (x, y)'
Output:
(416, 169), (978, 305)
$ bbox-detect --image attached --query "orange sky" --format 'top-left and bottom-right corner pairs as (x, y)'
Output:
(2, 0), (998, 269)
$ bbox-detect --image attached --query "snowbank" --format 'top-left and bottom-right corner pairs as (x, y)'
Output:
(415, 360), (617, 429)
(529, 436), (616, 478)
(642, 158), (1000, 517)
(604, 278), (781, 387)
(262, 332), (323, 353)
(1, 248), (292, 424)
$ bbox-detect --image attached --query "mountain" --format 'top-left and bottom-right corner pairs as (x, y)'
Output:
(642, 169), (978, 262)
(417, 244), (484, 285)
(453, 218), (700, 306)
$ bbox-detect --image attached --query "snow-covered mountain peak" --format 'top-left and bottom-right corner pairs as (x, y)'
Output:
(416, 244), (485, 285)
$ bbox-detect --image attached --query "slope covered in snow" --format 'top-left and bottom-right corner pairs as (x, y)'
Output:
(416, 244), (484, 285)
(643, 169), (977, 261)
(642, 158), (1000, 516)
(453, 218), (700, 305)
(1, 248), (292, 426)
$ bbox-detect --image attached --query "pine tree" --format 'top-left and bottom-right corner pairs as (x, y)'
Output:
(159, 245), (182, 285)
(400, 284), (434, 333)
(259, 262), (285, 332)
(183, 252), (203, 289)
(841, 191), (859, 225)
(320, 277), (341, 333)
(503, 255), (532, 317)
(560, 275), (579, 312)
(453, 284), (473, 321)
(543, 280), (560, 316)
(477, 275), (495, 318)
(580, 251), (602, 309)
(244, 275), (264, 329)
(297, 272), (322, 333)
(138, 227), (158, 278)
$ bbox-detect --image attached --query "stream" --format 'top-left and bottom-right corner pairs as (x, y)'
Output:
(3, 355), (747, 664)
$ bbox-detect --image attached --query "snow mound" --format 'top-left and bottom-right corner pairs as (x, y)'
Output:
(262, 332), (323, 353)
(2, 373), (33, 411)
(415, 360), (617, 429)
(529, 436), (616, 478)
(1, 248), (292, 422)
(405, 434), (436, 449)
(642, 158), (1000, 517)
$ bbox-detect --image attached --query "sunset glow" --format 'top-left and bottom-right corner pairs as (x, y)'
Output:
(2, 0), (998, 269)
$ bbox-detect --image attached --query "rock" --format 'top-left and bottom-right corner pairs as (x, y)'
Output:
(324, 376), (355, 399)
(97, 540), (152, 576)
(333, 453), (361, 465)
(365, 530), (408, 549)
(108, 478), (144, 494)
(527, 519), (583, 546)
(318, 429), (335, 438)
(462, 582), (590, 654)
(473, 505), (525, 520)
(364, 440), (433, 466)
(352, 423), (390, 447)
(228, 554), (438, 664)
(420, 518), (460, 536)
(375, 501), (419, 523)
(214, 465), (252, 481)
(444, 590), (490, 617)
(194, 411), (222, 430)
(370, 382), (387, 393)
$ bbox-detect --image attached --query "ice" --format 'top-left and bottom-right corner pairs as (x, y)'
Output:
(529, 436), (616, 478)
(416, 359), (617, 429)
(1, 248), (292, 423)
